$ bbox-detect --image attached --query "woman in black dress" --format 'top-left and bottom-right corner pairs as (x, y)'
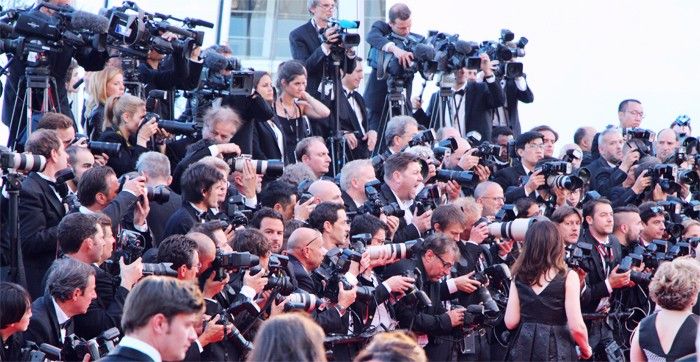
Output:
(274, 60), (330, 164)
(504, 220), (592, 361)
(630, 258), (700, 361)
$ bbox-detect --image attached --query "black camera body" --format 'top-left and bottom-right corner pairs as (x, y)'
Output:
(211, 250), (259, 281)
(313, 248), (365, 303)
(357, 180), (405, 218)
(565, 242), (594, 272)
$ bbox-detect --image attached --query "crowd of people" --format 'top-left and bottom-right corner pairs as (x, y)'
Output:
(1, 0), (700, 361)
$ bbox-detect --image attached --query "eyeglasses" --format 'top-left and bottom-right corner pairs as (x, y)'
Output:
(434, 252), (453, 270)
(317, 3), (336, 9)
(626, 110), (645, 119)
(305, 234), (321, 247)
(525, 143), (545, 150)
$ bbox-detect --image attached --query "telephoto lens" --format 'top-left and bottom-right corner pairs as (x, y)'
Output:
(487, 218), (538, 241)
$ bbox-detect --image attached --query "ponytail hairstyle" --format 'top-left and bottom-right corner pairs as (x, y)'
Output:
(86, 66), (124, 115)
(275, 60), (307, 92)
(104, 94), (146, 131)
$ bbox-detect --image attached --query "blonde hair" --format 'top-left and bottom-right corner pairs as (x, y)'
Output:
(650, 258), (700, 310)
(354, 331), (427, 362)
(104, 94), (145, 131)
(86, 66), (123, 115)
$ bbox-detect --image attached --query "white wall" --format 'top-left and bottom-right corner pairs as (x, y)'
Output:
(391, 0), (700, 147)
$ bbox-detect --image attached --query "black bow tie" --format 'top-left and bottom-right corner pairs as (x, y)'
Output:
(198, 211), (209, 221)
(455, 88), (466, 96)
(59, 320), (71, 329)
(345, 90), (356, 98)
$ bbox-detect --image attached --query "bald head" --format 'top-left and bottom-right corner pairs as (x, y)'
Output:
(186, 232), (216, 271)
(437, 127), (460, 141)
(656, 128), (679, 162)
(308, 179), (343, 205)
(287, 227), (322, 252)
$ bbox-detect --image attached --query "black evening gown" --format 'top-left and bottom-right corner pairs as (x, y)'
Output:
(508, 271), (578, 361)
(638, 312), (698, 361)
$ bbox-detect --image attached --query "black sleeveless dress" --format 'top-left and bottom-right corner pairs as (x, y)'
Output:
(275, 103), (311, 164)
(508, 272), (578, 361)
(638, 312), (698, 361)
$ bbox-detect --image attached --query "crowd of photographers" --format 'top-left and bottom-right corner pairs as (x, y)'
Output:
(2, 0), (700, 361)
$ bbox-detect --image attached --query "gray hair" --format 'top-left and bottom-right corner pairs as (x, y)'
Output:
(339, 159), (372, 192)
(45, 258), (95, 302)
(597, 126), (622, 149)
(404, 145), (434, 161)
(385, 116), (418, 147)
(279, 163), (318, 187)
(473, 181), (500, 199)
(136, 151), (171, 179)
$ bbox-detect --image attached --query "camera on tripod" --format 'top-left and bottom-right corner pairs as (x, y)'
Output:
(474, 29), (528, 78)
(426, 31), (478, 74)
(327, 18), (361, 50)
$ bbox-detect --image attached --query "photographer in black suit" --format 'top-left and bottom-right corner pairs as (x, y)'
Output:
(136, 152), (182, 245)
(493, 131), (545, 204)
(379, 153), (433, 243)
(25, 258), (96, 348)
(579, 198), (631, 360)
(15, 129), (69, 300)
(492, 75), (534, 137)
(1, 0), (108, 149)
(57, 213), (142, 340)
(339, 159), (378, 214)
(586, 127), (639, 197)
(382, 233), (467, 361)
(101, 276), (204, 362)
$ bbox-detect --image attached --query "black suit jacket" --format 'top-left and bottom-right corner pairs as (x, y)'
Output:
(163, 203), (203, 239)
(19, 172), (66, 299)
(100, 345), (155, 362)
(251, 118), (285, 161)
(73, 265), (128, 340)
(377, 184), (420, 243)
(342, 191), (361, 216)
(147, 187), (182, 246)
(492, 163), (534, 204)
(172, 138), (218, 193)
(25, 295), (72, 348)
(502, 78), (534, 137)
(98, 130), (150, 178)
(382, 258), (454, 361)
(578, 230), (623, 313)
(586, 157), (628, 198)
(331, 89), (371, 160)
(415, 80), (505, 140)
(288, 255), (347, 334)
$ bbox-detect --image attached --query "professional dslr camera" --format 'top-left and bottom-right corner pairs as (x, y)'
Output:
(623, 127), (655, 158)
(37, 328), (121, 361)
(522, 161), (587, 192)
(649, 163), (680, 194)
(565, 241), (594, 272)
(248, 254), (295, 296)
(375, 33), (436, 88)
(313, 247), (375, 303)
(210, 250), (260, 281)
(353, 180), (405, 219)
(349, 233), (423, 261)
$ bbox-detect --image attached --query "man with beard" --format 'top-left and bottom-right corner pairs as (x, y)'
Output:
(587, 127), (640, 197)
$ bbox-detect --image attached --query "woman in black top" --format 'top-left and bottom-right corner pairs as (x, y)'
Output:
(84, 66), (125, 140)
(251, 71), (285, 161)
(631, 258), (700, 361)
(274, 60), (330, 164)
(98, 94), (162, 176)
(504, 220), (592, 361)
(0, 282), (32, 362)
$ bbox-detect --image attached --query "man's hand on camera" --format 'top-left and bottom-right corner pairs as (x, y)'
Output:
(322, 26), (340, 51)
(608, 266), (631, 289)
(469, 222), (489, 244)
(240, 160), (257, 198)
(136, 117), (159, 147)
(133, 196), (150, 228)
(337, 282), (357, 309)
(215, 143), (241, 157)
(365, 130), (378, 151)
(93, 153), (109, 166)
(631, 169), (651, 195)
(294, 196), (317, 221)
(480, 53), (494, 77)
(458, 148), (480, 170)
(619, 150), (640, 173)
(203, 271), (230, 299)
(384, 275), (415, 294)
(119, 256), (143, 290)
(474, 164), (491, 182)
(448, 307), (466, 327)
(524, 169), (545, 195)
(497, 239), (515, 258)
(243, 268), (268, 294)
(190, 45), (201, 61)
(412, 209), (433, 234)
(270, 295), (288, 317)
(122, 175), (147, 197)
(198, 314), (229, 347)
(453, 271), (481, 294)
(389, 45), (414, 68)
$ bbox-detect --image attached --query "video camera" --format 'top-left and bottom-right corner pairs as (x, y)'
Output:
(327, 18), (361, 50)
(426, 31), (478, 74)
(378, 33), (436, 87)
(473, 29), (528, 78)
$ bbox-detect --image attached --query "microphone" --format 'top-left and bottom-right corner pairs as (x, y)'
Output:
(70, 10), (110, 34)
(184, 17), (214, 29)
(413, 43), (436, 62)
(202, 49), (229, 73)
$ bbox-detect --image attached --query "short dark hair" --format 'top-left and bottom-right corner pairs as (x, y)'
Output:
(45, 258), (95, 302)
(181, 163), (225, 203)
(0, 282), (30, 329)
(514, 131), (544, 151)
(618, 99), (641, 112)
(37, 112), (73, 131)
(231, 228), (270, 257)
(77, 165), (115, 206)
(250, 207), (284, 229)
(307, 202), (344, 232)
(259, 180), (296, 208)
(58, 213), (100, 255)
(189, 221), (226, 243)
(421, 233), (458, 257)
(350, 214), (387, 238)
(582, 198), (612, 219)
(388, 3), (411, 23)
(531, 125), (559, 142)
(492, 126), (513, 141)
(26, 129), (62, 158)
(432, 204), (467, 230)
(573, 127), (588, 146)
(639, 201), (663, 223)
(550, 205), (582, 224)
(515, 197), (538, 217)
(294, 136), (325, 162)
(121, 276), (204, 334)
(383, 152), (419, 183)
(157, 235), (198, 270)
